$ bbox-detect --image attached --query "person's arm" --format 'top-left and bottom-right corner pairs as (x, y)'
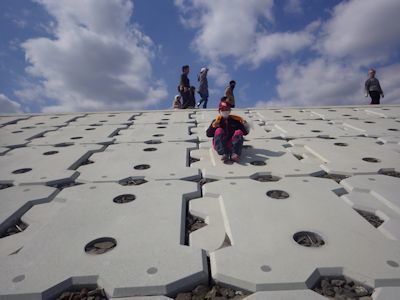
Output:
(364, 79), (370, 97)
(206, 120), (218, 137)
(238, 120), (249, 135)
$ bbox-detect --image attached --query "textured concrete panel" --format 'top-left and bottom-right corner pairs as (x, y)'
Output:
(334, 118), (400, 138)
(0, 125), (58, 148)
(69, 112), (139, 125)
(372, 286), (400, 299)
(309, 107), (385, 120)
(133, 111), (193, 124)
(115, 123), (197, 143)
(0, 185), (58, 236)
(0, 144), (103, 185)
(78, 142), (200, 182)
(253, 109), (322, 121)
(0, 182), (207, 298)
(244, 290), (326, 299)
(365, 106), (400, 119)
(12, 114), (83, 128)
(340, 174), (400, 240)
(29, 124), (127, 146)
(191, 139), (322, 179)
(199, 178), (400, 291)
(289, 136), (400, 175)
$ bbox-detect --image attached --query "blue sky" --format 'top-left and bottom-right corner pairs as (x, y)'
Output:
(0, 0), (399, 113)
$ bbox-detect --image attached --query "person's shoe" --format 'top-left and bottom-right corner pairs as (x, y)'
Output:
(220, 154), (229, 161)
(231, 153), (240, 162)
(196, 102), (201, 108)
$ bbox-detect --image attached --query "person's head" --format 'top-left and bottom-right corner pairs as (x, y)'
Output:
(182, 65), (190, 74)
(174, 95), (181, 102)
(368, 68), (376, 78)
(218, 101), (231, 119)
(229, 80), (236, 89)
(200, 67), (208, 74)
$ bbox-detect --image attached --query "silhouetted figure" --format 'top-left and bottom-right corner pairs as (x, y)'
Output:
(197, 67), (209, 108)
(224, 80), (236, 108)
(365, 68), (384, 105)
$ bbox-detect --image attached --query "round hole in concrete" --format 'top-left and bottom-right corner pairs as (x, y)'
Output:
(21, 126), (35, 129)
(250, 160), (266, 166)
(144, 140), (162, 144)
(230, 182), (236, 185)
(157, 126), (166, 129)
(12, 168), (32, 174)
(70, 136), (83, 140)
(228, 171), (234, 174)
(40, 177), (47, 179)
(362, 157), (381, 163)
(293, 231), (325, 247)
(388, 128), (399, 131)
(35, 122), (45, 125)
(296, 122), (306, 125)
(23, 188), (30, 192)
(50, 116), (59, 119)
(387, 260), (399, 267)
(99, 120), (108, 122)
(302, 179), (309, 182)
(161, 118), (170, 121)
(328, 109), (336, 112)
(274, 110), (282, 113)
(368, 178), (376, 181)
(352, 167), (358, 170)
(165, 182), (171, 186)
(147, 267), (158, 274)
(12, 275), (25, 283)
(266, 190), (289, 199)
(43, 151), (59, 155)
(134, 164), (150, 170)
(108, 114), (116, 117)
(101, 175), (108, 178)
(317, 135), (336, 140)
(152, 134), (164, 137)
(12, 131), (23, 133)
(170, 173), (175, 176)
(260, 265), (271, 272)
(283, 115), (292, 118)
(342, 114), (351, 116)
(113, 194), (136, 204)
(143, 147), (157, 152)
(90, 186), (96, 189)
(85, 237), (117, 255)
(382, 108), (390, 110)
(85, 128), (96, 131)
(334, 142), (348, 147)
(364, 121), (375, 124)
(311, 130), (321, 133)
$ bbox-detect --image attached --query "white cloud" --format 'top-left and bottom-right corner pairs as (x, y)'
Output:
(0, 93), (22, 114)
(284, 0), (303, 15)
(319, 0), (400, 64)
(379, 63), (400, 104)
(18, 0), (167, 112)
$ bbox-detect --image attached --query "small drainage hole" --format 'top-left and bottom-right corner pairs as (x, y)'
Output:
(250, 160), (266, 166)
(85, 237), (116, 255)
(43, 151), (59, 155)
(134, 164), (150, 170)
(362, 157), (381, 163)
(334, 143), (348, 147)
(143, 148), (157, 152)
(144, 140), (162, 144)
(266, 190), (289, 199)
(12, 168), (32, 174)
(293, 231), (324, 247)
(113, 194), (136, 204)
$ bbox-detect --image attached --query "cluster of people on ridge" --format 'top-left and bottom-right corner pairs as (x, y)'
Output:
(173, 65), (236, 109)
(172, 65), (384, 163)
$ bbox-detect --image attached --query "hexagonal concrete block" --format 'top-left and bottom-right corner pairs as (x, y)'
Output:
(243, 290), (326, 299)
(68, 112), (139, 126)
(365, 106), (400, 119)
(29, 124), (127, 146)
(194, 178), (400, 292)
(0, 181), (207, 298)
(12, 114), (83, 128)
(334, 118), (400, 138)
(190, 139), (322, 179)
(78, 142), (200, 182)
(115, 123), (197, 143)
(133, 111), (194, 124)
(252, 108), (322, 122)
(0, 125), (59, 148)
(0, 144), (103, 185)
(309, 107), (383, 120)
(289, 137), (400, 175)
(340, 174), (400, 240)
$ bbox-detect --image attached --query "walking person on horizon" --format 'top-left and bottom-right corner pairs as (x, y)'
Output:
(179, 65), (195, 109)
(224, 80), (236, 108)
(197, 67), (209, 108)
(365, 68), (384, 105)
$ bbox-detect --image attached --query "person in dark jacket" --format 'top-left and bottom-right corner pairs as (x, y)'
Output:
(365, 68), (384, 105)
(197, 67), (209, 108)
(206, 100), (249, 162)
(179, 65), (195, 109)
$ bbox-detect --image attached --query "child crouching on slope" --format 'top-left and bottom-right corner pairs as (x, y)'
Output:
(206, 99), (249, 162)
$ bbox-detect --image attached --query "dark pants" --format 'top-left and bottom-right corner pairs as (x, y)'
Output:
(369, 91), (380, 105)
(181, 90), (195, 109)
(198, 93), (208, 108)
(213, 128), (244, 155)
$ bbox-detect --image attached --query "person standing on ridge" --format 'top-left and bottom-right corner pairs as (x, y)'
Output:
(206, 100), (249, 162)
(179, 65), (195, 109)
(197, 67), (209, 108)
(224, 80), (236, 108)
(365, 68), (384, 105)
